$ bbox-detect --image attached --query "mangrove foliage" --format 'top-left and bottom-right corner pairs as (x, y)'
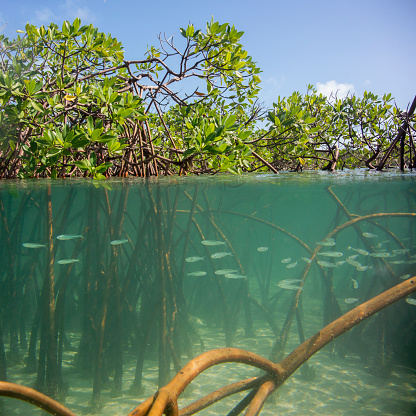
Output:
(0, 18), (415, 178)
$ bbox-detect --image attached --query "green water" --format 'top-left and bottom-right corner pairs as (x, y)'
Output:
(0, 170), (415, 415)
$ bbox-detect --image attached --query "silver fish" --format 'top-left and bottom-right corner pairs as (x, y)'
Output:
(57, 234), (83, 240)
(370, 252), (395, 258)
(187, 271), (207, 277)
(317, 240), (336, 247)
(336, 260), (347, 266)
(286, 261), (298, 269)
(399, 274), (411, 280)
(346, 258), (361, 268)
(406, 298), (416, 305)
(211, 252), (232, 259)
(110, 239), (128, 245)
(201, 240), (226, 246)
(278, 282), (302, 290)
(215, 269), (237, 275)
(356, 265), (372, 271)
(317, 260), (338, 268)
(185, 256), (205, 263)
(225, 273), (246, 279)
(345, 298), (359, 304)
(22, 243), (46, 249)
(352, 248), (369, 256)
(351, 278), (359, 289)
(363, 232), (377, 239)
(393, 248), (410, 254)
(257, 247), (269, 252)
(390, 260), (406, 265)
(280, 279), (303, 285)
(301, 257), (312, 264)
(317, 251), (343, 257)
(57, 259), (80, 265)
(281, 257), (292, 263)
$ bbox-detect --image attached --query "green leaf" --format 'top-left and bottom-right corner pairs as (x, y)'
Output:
(91, 128), (103, 141)
(95, 162), (113, 173)
(118, 108), (133, 118)
(30, 100), (44, 113)
(96, 132), (118, 143)
(224, 115), (236, 128)
(74, 160), (91, 171)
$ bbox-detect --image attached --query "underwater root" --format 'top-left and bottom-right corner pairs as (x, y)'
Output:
(0, 276), (415, 416)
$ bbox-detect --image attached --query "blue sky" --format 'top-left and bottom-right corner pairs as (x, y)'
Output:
(1, 0), (415, 110)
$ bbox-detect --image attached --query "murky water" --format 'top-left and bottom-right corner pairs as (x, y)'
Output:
(0, 170), (415, 415)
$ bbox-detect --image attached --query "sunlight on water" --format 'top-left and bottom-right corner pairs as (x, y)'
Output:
(0, 170), (415, 415)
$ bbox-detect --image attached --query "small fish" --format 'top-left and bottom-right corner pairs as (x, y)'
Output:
(211, 252), (232, 259)
(22, 243), (46, 249)
(110, 239), (128, 245)
(336, 260), (346, 266)
(201, 240), (226, 246)
(390, 260), (406, 265)
(215, 269), (237, 275)
(317, 251), (343, 257)
(301, 257), (312, 264)
(345, 298), (359, 304)
(351, 278), (359, 289)
(406, 298), (416, 305)
(370, 252), (395, 258)
(317, 240), (336, 247)
(281, 257), (292, 263)
(317, 260), (338, 268)
(376, 243), (384, 249)
(57, 234), (83, 240)
(286, 261), (298, 269)
(257, 247), (269, 252)
(346, 258), (361, 268)
(57, 259), (80, 265)
(363, 232), (377, 239)
(187, 271), (207, 277)
(278, 282), (302, 290)
(399, 274), (411, 280)
(280, 279), (303, 285)
(356, 265), (372, 271)
(225, 273), (246, 279)
(393, 248), (410, 254)
(351, 248), (369, 256)
(348, 254), (360, 260)
(185, 256), (205, 263)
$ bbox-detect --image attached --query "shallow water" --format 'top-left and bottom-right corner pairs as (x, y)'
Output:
(0, 170), (415, 415)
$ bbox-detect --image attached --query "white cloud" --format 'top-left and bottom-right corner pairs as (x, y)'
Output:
(33, 0), (97, 26)
(316, 80), (355, 100)
(62, 0), (96, 23)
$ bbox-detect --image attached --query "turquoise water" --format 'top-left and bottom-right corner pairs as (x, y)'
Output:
(0, 170), (415, 415)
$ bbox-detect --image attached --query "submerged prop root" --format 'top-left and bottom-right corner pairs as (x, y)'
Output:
(0, 277), (414, 416)
(0, 382), (77, 416)
(130, 276), (416, 416)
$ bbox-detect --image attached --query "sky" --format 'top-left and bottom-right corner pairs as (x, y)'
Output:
(1, 0), (415, 111)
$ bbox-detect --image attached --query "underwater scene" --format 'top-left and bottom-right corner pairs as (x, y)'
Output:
(0, 170), (415, 416)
